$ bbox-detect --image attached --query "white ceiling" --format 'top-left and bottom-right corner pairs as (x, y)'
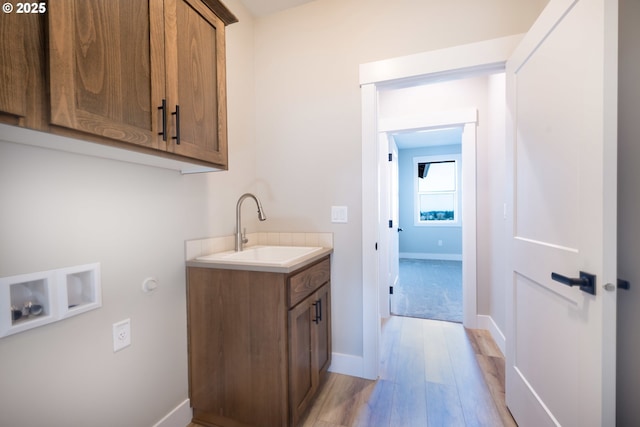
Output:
(239, 0), (316, 16)
(392, 127), (463, 150)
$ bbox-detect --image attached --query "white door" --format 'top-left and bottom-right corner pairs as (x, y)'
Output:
(388, 140), (400, 302)
(378, 132), (391, 318)
(378, 133), (401, 318)
(505, 0), (617, 426)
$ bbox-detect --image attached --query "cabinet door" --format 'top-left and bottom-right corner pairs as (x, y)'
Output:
(289, 296), (317, 426)
(315, 283), (332, 377)
(164, 0), (228, 167)
(0, 12), (46, 128)
(48, 0), (166, 149)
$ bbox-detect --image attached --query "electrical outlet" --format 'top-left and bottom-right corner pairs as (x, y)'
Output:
(112, 318), (131, 352)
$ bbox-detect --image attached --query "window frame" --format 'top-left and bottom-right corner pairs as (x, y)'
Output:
(413, 153), (462, 227)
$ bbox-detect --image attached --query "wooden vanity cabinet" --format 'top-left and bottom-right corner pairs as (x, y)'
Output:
(186, 256), (332, 427)
(0, 12), (47, 129)
(47, 0), (234, 168)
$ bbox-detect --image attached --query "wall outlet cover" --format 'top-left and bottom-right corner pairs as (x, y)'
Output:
(112, 318), (131, 352)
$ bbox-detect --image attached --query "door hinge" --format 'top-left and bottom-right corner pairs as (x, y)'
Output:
(388, 220), (393, 228)
(389, 286), (394, 295)
(388, 153), (392, 161)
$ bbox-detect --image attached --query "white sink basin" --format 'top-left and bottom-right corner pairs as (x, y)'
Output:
(196, 245), (325, 266)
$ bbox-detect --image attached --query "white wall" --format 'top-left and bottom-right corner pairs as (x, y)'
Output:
(617, 0), (640, 424)
(251, 0), (547, 362)
(0, 1), (257, 425)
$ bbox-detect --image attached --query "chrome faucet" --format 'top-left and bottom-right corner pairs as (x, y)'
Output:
(235, 193), (267, 251)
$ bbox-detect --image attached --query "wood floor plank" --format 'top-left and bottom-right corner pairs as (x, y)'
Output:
(467, 328), (503, 358)
(300, 373), (339, 427)
(426, 381), (466, 427)
(379, 316), (401, 382)
(315, 374), (375, 427)
(441, 322), (504, 427)
(423, 319), (456, 385)
(389, 381), (428, 427)
(475, 355), (517, 427)
(352, 379), (394, 427)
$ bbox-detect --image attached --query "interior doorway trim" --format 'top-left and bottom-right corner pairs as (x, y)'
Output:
(360, 34), (523, 380)
(378, 110), (478, 327)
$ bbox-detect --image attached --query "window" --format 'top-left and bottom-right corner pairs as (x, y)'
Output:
(414, 155), (460, 225)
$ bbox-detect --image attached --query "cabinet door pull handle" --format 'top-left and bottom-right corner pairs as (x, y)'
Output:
(158, 99), (167, 141)
(171, 105), (181, 145)
(312, 301), (320, 324)
(318, 298), (322, 322)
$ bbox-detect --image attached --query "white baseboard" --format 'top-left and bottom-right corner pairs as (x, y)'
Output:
(328, 352), (364, 378)
(399, 252), (463, 261)
(476, 314), (506, 356)
(153, 399), (192, 427)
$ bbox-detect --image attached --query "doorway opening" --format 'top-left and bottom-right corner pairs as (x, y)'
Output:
(375, 100), (478, 330)
(360, 36), (519, 380)
(390, 129), (464, 322)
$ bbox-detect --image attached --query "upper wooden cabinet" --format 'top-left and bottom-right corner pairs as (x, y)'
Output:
(43, 0), (236, 169)
(165, 0), (228, 165)
(0, 12), (47, 129)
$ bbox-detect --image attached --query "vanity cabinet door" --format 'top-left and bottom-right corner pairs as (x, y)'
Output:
(289, 295), (317, 426)
(0, 12), (46, 129)
(164, 0), (228, 167)
(48, 0), (166, 150)
(288, 282), (332, 426)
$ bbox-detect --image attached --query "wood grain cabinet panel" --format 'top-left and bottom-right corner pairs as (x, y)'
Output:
(165, 0), (228, 165)
(187, 256), (332, 427)
(48, 0), (166, 149)
(0, 12), (46, 128)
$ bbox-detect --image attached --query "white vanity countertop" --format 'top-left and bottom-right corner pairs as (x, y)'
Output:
(186, 246), (333, 274)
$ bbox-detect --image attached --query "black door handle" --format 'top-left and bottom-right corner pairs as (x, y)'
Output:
(551, 271), (596, 295)
(397, 228), (403, 232)
(158, 99), (167, 141)
(171, 105), (181, 145)
(618, 278), (631, 290)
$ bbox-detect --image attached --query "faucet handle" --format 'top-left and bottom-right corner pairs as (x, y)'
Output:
(242, 227), (248, 244)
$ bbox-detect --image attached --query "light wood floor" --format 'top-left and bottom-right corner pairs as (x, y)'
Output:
(189, 316), (516, 427)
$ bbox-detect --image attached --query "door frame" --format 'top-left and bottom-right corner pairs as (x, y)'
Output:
(360, 34), (523, 379)
(377, 112), (477, 324)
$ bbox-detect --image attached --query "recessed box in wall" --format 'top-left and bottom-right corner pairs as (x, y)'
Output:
(58, 263), (101, 319)
(0, 270), (57, 338)
(0, 263), (101, 338)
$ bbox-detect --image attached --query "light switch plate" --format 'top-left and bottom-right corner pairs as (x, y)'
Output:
(331, 206), (348, 223)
